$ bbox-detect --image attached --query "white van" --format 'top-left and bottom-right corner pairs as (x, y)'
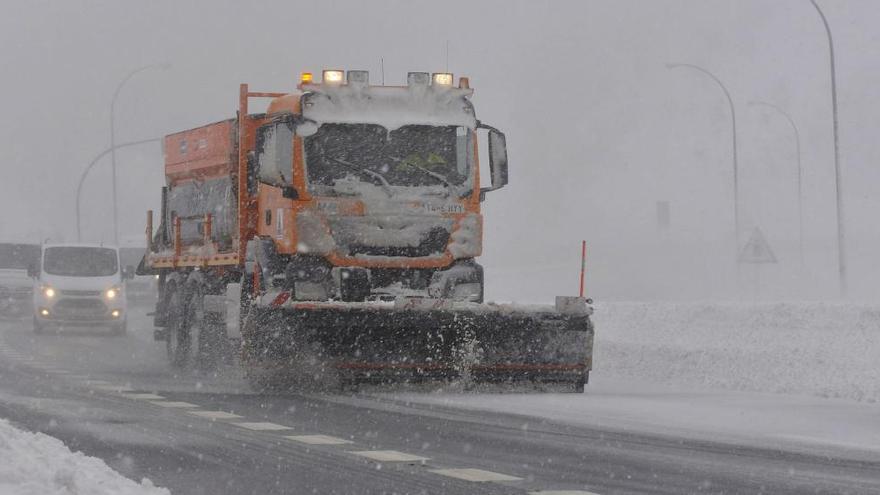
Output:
(30, 243), (133, 335)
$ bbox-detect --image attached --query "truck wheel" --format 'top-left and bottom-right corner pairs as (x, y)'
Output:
(165, 286), (191, 368)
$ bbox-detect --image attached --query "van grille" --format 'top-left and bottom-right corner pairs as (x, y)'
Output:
(61, 290), (102, 297)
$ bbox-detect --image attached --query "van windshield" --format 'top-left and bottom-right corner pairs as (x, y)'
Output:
(43, 247), (118, 277)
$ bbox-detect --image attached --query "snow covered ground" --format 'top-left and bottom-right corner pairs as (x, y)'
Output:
(595, 301), (880, 402)
(394, 301), (880, 458)
(395, 378), (880, 460)
(0, 418), (169, 495)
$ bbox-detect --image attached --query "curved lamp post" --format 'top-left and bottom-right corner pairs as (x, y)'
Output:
(110, 63), (170, 244)
(76, 138), (161, 242)
(667, 63), (740, 253)
(808, 0), (847, 296)
(749, 101), (804, 268)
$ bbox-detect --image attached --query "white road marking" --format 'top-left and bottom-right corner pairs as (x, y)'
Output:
(284, 434), (353, 445)
(188, 410), (243, 420)
(119, 393), (165, 400)
(231, 422), (292, 431)
(429, 468), (523, 482)
(349, 450), (430, 462)
(529, 491), (603, 495)
(149, 401), (199, 408)
(93, 385), (135, 392)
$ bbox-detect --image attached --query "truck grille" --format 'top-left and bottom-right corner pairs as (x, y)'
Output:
(327, 216), (454, 259)
(348, 228), (450, 258)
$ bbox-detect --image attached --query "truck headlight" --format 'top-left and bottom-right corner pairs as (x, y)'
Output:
(42, 286), (55, 298)
(322, 69), (344, 84)
(432, 73), (453, 86)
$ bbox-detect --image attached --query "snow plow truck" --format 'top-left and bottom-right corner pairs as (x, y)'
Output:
(140, 69), (594, 391)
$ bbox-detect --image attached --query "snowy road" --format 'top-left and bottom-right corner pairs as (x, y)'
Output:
(0, 305), (878, 494)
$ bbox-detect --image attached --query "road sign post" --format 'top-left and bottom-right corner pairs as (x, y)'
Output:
(738, 227), (777, 299)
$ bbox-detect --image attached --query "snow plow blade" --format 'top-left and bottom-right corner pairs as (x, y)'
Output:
(241, 298), (594, 391)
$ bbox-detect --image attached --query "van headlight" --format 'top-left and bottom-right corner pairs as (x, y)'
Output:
(41, 285), (55, 298)
(105, 286), (121, 300)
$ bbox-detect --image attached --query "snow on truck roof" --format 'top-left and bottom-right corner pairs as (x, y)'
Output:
(298, 84), (477, 131)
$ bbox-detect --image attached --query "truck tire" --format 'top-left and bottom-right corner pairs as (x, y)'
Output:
(183, 277), (229, 372)
(165, 285), (192, 368)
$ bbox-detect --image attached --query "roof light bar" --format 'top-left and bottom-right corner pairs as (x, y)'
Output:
(432, 72), (454, 86)
(300, 72), (313, 84)
(347, 70), (369, 86)
(322, 69), (344, 85)
(407, 72), (430, 86)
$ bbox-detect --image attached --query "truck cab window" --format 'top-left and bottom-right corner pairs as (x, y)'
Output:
(257, 121), (294, 186)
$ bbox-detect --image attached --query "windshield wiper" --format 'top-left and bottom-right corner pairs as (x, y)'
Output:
(389, 157), (454, 195)
(325, 156), (394, 198)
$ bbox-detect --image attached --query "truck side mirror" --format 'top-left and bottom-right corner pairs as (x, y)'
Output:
(27, 263), (38, 279)
(488, 129), (509, 189)
(477, 123), (509, 200)
(123, 265), (136, 280)
(256, 121), (294, 187)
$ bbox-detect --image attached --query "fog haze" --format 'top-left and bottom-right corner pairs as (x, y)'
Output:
(2, 0), (878, 301)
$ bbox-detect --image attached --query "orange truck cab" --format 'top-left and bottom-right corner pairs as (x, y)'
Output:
(147, 70), (509, 305)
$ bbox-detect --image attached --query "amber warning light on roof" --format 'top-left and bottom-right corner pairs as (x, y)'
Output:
(299, 69), (468, 88)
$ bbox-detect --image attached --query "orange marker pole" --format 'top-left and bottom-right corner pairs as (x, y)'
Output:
(579, 240), (587, 298)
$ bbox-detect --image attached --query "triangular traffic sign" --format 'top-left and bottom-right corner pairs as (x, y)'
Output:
(738, 227), (777, 264)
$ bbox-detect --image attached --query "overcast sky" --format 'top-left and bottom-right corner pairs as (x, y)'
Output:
(1, 0), (878, 301)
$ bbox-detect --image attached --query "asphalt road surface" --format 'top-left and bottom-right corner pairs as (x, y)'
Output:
(0, 303), (878, 495)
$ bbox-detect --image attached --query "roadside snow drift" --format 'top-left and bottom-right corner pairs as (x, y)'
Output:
(0, 419), (169, 495)
(595, 301), (880, 402)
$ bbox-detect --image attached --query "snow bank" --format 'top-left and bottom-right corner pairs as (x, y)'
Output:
(595, 301), (880, 402)
(0, 419), (169, 495)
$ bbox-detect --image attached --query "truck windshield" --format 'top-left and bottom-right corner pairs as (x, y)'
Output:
(0, 244), (39, 270)
(303, 124), (472, 195)
(43, 247), (118, 277)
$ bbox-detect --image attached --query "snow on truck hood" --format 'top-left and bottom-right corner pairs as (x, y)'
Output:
(301, 84), (477, 131)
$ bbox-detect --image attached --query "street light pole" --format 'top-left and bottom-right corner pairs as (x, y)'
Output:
(808, 0), (847, 296)
(667, 63), (740, 253)
(77, 138), (161, 242)
(110, 63), (169, 245)
(749, 101), (804, 268)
